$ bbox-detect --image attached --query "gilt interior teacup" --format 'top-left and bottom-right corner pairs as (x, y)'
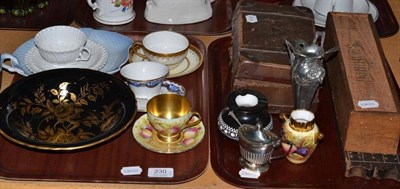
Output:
(34, 26), (91, 64)
(120, 61), (169, 100)
(147, 94), (201, 143)
(132, 31), (189, 69)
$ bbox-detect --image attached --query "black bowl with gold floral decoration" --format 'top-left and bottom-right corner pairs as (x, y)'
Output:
(0, 68), (137, 151)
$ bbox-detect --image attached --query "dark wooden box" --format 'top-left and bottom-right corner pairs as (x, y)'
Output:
(233, 78), (319, 113)
(230, 0), (317, 112)
(231, 0), (315, 82)
(325, 12), (400, 154)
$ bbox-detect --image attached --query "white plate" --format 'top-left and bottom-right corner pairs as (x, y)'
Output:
(25, 40), (108, 73)
(132, 44), (203, 78)
(136, 80), (186, 112)
(2, 28), (132, 76)
(293, 0), (379, 28)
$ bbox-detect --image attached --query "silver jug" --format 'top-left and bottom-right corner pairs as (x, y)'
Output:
(285, 31), (338, 110)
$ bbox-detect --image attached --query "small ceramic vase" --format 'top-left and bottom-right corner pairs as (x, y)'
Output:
(280, 109), (324, 164)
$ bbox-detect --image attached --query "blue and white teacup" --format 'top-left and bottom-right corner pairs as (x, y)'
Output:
(120, 61), (169, 99)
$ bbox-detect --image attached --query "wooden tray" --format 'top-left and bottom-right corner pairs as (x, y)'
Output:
(0, 0), (74, 30)
(279, 0), (399, 37)
(0, 34), (209, 184)
(74, 0), (238, 35)
(208, 37), (399, 188)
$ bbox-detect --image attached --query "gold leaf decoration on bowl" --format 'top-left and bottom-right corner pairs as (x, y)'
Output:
(0, 68), (137, 151)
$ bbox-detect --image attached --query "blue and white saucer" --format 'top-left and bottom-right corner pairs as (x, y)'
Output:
(25, 40), (108, 73)
(136, 80), (186, 112)
(1, 28), (132, 76)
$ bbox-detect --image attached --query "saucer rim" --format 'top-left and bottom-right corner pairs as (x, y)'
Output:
(132, 114), (205, 154)
(10, 28), (132, 76)
(293, 0), (379, 28)
(132, 44), (203, 78)
(24, 40), (108, 73)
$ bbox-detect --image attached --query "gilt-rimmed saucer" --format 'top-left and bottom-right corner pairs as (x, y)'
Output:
(25, 40), (108, 73)
(136, 80), (186, 112)
(132, 114), (205, 154)
(131, 44), (203, 78)
(293, 0), (379, 28)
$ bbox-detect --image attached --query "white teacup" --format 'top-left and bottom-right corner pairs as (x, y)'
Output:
(314, 0), (353, 17)
(132, 31), (189, 69)
(87, 0), (136, 25)
(120, 61), (169, 100)
(34, 26), (91, 64)
(353, 0), (370, 13)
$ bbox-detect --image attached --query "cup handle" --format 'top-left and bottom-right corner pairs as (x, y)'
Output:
(1, 54), (26, 75)
(130, 42), (147, 61)
(87, 0), (103, 16)
(183, 112), (202, 129)
(76, 47), (91, 61)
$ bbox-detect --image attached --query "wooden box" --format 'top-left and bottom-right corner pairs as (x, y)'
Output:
(325, 13), (400, 154)
(230, 0), (317, 112)
(231, 0), (315, 83)
(233, 78), (319, 113)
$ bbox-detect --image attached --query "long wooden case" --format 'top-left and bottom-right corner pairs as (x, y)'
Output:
(325, 12), (400, 154)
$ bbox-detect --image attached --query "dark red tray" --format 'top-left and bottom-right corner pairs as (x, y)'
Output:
(208, 37), (399, 188)
(74, 0), (238, 35)
(0, 34), (209, 184)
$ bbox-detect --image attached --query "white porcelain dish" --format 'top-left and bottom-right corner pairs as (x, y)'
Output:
(144, 0), (213, 25)
(25, 40), (108, 73)
(293, 0), (379, 28)
(1, 28), (132, 76)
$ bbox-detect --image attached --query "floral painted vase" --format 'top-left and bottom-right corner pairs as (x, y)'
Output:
(280, 109), (324, 164)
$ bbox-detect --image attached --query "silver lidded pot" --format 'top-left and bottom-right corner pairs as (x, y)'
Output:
(234, 112), (291, 173)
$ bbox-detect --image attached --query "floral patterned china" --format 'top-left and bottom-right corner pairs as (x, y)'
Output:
(136, 80), (186, 112)
(25, 40), (108, 73)
(0, 68), (137, 151)
(131, 44), (203, 78)
(1, 28), (132, 76)
(132, 114), (205, 154)
(87, 0), (135, 25)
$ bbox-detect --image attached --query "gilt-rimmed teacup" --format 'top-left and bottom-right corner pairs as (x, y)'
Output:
(147, 94), (201, 143)
(132, 31), (189, 69)
(35, 26), (91, 64)
(120, 61), (169, 100)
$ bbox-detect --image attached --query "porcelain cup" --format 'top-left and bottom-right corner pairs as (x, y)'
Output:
(120, 61), (169, 100)
(147, 94), (201, 143)
(353, 0), (370, 13)
(87, 0), (135, 25)
(35, 26), (91, 64)
(132, 31), (189, 69)
(314, 0), (353, 17)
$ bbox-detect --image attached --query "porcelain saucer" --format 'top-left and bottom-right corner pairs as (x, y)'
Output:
(132, 114), (205, 154)
(136, 80), (186, 112)
(2, 28), (132, 76)
(131, 44), (203, 78)
(25, 40), (108, 73)
(293, 0), (379, 28)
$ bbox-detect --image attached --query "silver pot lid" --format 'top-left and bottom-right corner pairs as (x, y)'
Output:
(238, 123), (273, 146)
